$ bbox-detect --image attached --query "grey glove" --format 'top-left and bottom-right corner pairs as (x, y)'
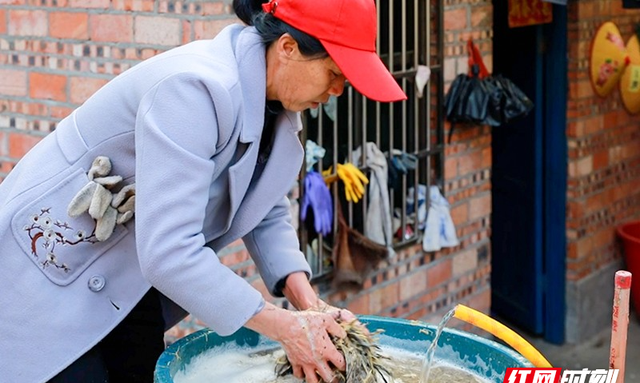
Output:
(67, 156), (135, 241)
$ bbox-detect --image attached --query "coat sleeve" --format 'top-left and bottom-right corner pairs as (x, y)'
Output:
(134, 72), (264, 336)
(243, 195), (313, 297)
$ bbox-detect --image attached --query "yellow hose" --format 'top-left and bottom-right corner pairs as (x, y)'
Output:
(453, 304), (552, 367)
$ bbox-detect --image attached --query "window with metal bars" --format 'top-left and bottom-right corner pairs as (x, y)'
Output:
(297, 0), (444, 281)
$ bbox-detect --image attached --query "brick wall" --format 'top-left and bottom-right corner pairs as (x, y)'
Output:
(565, 0), (640, 342)
(0, 1), (238, 178)
(0, 0), (495, 341)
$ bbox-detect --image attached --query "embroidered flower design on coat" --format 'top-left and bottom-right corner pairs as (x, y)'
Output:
(24, 207), (98, 272)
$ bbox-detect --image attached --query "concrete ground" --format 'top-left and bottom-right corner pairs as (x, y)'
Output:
(523, 311), (640, 382)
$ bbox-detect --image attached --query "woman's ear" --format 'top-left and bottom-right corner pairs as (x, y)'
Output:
(277, 33), (299, 60)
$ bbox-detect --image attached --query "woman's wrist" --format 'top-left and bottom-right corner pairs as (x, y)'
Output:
(244, 301), (292, 342)
(282, 271), (320, 310)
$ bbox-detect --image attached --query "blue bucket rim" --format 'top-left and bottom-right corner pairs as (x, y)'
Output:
(155, 315), (533, 382)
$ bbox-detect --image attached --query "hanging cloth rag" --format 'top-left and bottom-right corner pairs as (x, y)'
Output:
(352, 143), (393, 250)
(422, 185), (459, 252)
(406, 184), (427, 231)
(388, 149), (418, 191)
(307, 95), (338, 122)
(305, 139), (326, 172)
(332, 208), (389, 289)
(415, 65), (432, 98)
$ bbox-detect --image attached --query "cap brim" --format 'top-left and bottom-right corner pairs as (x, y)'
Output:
(322, 40), (407, 103)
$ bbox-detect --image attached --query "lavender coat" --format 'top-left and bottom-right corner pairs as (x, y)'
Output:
(0, 24), (311, 382)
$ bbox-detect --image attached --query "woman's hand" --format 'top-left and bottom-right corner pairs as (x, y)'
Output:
(309, 299), (358, 324)
(281, 272), (364, 330)
(245, 302), (347, 383)
(277, 310), (347, 382)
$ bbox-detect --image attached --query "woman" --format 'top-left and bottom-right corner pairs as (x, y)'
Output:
(0, 0), (406, 381)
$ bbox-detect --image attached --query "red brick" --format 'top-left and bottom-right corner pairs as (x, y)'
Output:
(427, 259), (452, 288)
(481, 146), (492, 168)
(568, 156), (593, 178)
(0, 132), (6, 156)
(577, 79), (595, 99)
(90, 14), (133, 43)
(112, 0), (133, 11)
(368, 282), (399, 314)
(584, 116), (603, 135)
(50, 106), (73, 119)
(26, 102), (47, 116)
(592, 227), (615, 251)
(400, 270), (428, 301)
(29, 72), (67, 102)
(0, 69), (27, 97)
(0, 161), (15, 174)
(182, 20), (192, 45)
(471, 5), (492, 28)
(346, 294), (370, 315)
(0, 9), (6, 35)
(135, 16), (181, 46)
(140, 0), (155, 12)
(567, 201), (585, 220)
(577, 1), (596, 19)
(443, 58), (457, 83)
(193, 19), (238, 40)
(465, 288), (491, 314)
(380, 282), (399, 311)
(445, 8), (467, 31)
(368, 288), (384, 314)
(69, 77), (108, 104)
(444, 156), (457, 179)
(450, 202), (468, 226)
(8, 133), (42, 158)
(8, 10), (47, 37)
(200, 2), (227, 15)
(139, 48), (160, 60)
(50, 12), (89, 40)
(574, 237), (592, 260)
(68, 0), (110, 8)
(603, 110), (618, 129)
(592, 150), (609, 170)
(459, 150), (483, 174)
(452, 249), (477, 277)
(469, 193), (491, 221)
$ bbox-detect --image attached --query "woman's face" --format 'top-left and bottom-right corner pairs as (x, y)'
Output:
(266, 34), (346, 112)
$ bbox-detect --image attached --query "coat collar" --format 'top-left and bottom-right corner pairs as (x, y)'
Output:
(204, 26), (305, 250)
(234, 27), (268, 143)
(233, 27), (303, 142)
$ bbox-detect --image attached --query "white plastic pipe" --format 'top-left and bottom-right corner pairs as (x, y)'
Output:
(609, 270), (632, 383)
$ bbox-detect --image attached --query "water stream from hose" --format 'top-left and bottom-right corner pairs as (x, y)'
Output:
(419, 308), (456, 383)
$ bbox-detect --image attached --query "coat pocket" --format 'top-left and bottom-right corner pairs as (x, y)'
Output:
(11, 167), (128, 286)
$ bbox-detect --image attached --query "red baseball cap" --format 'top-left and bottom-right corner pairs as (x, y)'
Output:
(262, 0), (407, 102)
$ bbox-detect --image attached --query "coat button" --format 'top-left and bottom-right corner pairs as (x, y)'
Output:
(88, 275), (106, 292)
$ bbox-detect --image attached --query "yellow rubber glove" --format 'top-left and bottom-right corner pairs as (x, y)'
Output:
(336, 163), (369, 203)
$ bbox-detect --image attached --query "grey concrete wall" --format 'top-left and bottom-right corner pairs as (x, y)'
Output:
(565, 262), (623, 344)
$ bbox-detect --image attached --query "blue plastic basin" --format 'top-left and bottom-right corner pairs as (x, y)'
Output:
(155, 315), (533, 382)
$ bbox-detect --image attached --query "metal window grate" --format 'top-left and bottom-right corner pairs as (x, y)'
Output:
(298, 0), (444, 280)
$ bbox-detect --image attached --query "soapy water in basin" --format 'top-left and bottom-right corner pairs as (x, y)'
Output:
(173, 343), (489, 383)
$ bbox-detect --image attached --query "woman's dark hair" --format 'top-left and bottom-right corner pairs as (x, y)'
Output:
(232, 0), (328, 58)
